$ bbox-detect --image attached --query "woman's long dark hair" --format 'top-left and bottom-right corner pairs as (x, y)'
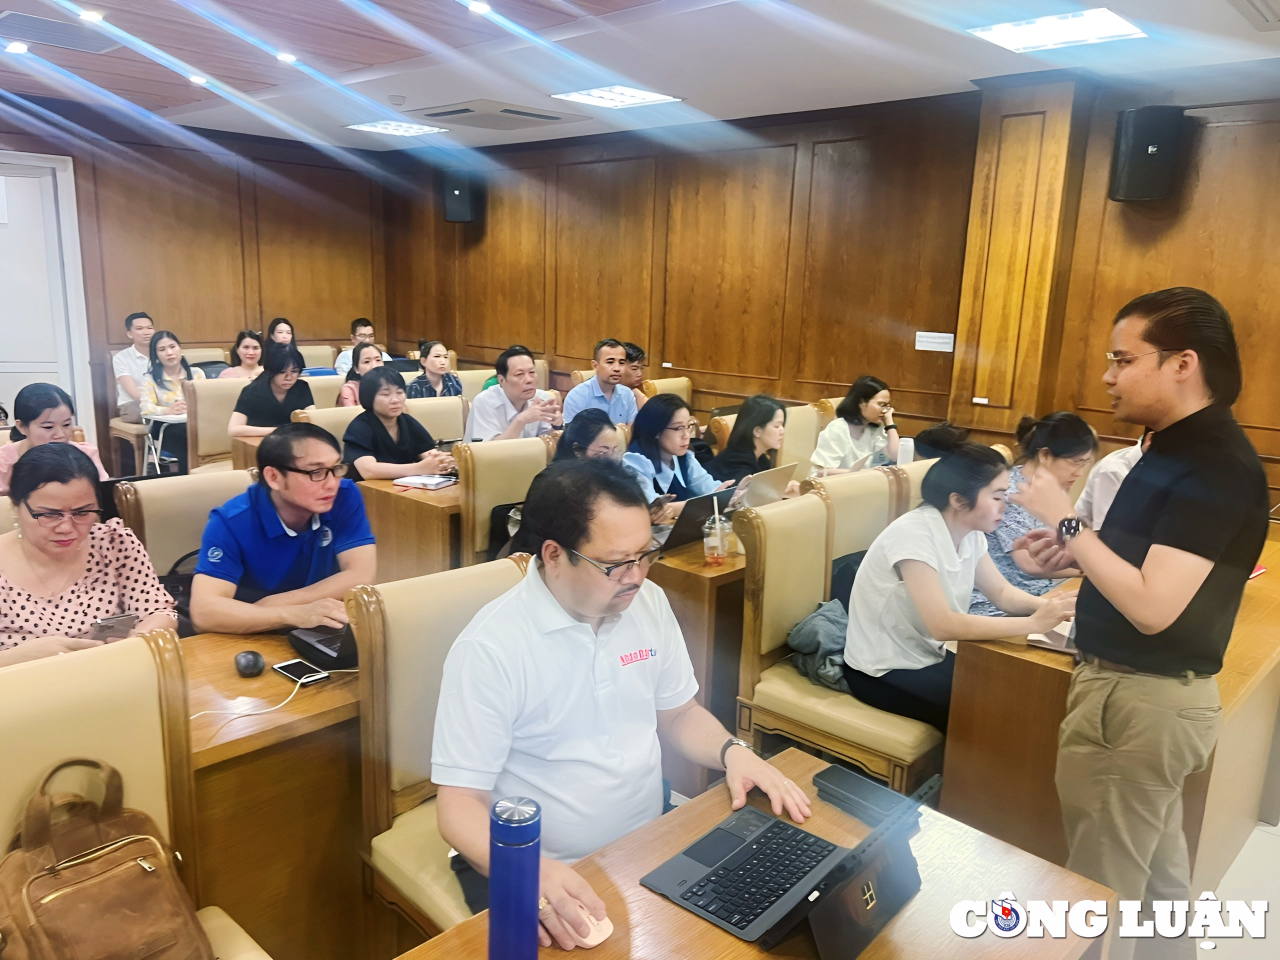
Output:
(835, 375), (890, 425)
(9, 443), (101, 507)
(266, 317), (294, 344)
(10, 383), (75, 442)
(919, 433), (1008, 512)
(723, 395), (786, 456)
(147, 330), (192, 389)
(229, 330), (264, 367)
(1015, 412), (1098, 464)
(346, 342), (381, 382)
(628, 393), (690, 470)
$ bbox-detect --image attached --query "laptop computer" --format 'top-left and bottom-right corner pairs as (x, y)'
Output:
(740, 462), (798, 508)
(656, 487), (736, 555)
(641, 774), (940, 949)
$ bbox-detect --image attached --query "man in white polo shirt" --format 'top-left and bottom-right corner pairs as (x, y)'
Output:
(463, 345), (563, 441)
(433, 458), (810, 950)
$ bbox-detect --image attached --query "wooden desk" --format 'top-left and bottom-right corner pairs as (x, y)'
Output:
(648, 542), (747, 797)
(359, 479), (461, 583)
(943, 540), (1280, 889)
(183, 633), (363, 960)
(394, 749), (1110, 960)
(231, 435), (264, 471)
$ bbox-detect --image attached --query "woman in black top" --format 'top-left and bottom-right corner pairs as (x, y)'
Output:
(228, 345), (315, 438)
(709, 394), (796, 490)
(342, 367), (457, 481)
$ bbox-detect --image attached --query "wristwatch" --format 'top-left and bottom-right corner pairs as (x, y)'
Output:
(1058, 516), (1084, 542)
(720, 737), (753, 769)
(884, 423), (898, 432)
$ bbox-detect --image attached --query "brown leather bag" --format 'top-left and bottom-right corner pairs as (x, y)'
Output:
(0, 760), (214, 960)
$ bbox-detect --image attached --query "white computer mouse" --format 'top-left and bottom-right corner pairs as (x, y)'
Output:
(569, 902), (613, 949)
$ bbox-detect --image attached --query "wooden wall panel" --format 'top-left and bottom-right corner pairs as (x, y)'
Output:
(254, 160), (376, 340)
(457, 168), (546, 353)
(554, 157), (655, 362)
(95, 146), (246, 346)
(384, 179), (456, 354)
(663, 146), (796, 381)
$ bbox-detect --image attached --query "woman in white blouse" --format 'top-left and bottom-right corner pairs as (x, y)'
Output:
(811, 376), (898, 476)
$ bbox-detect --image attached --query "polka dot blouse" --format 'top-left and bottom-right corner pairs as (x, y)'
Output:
(0, 518), (176, 649)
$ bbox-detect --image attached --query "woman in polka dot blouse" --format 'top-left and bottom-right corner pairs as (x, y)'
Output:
(0, 444), (176, 667)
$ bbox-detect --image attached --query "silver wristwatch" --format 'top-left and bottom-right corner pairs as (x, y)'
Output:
(720, 737), (753, 768)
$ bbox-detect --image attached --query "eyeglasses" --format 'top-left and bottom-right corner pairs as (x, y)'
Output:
(1105, 349), (1182, 369)
(353, 332), (376, 342)
(570, 546), (661, 581)
(24, 504), (102, 527)
(664, 423), (698, 436)
(281, 464), (350, 482)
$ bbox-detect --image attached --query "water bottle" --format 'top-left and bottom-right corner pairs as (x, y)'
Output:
(489, 796), (541, 960)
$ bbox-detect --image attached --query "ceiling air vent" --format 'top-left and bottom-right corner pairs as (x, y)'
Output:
(1223, 0), (1280, 31)
(404, 99), (588, 131)
(0, 11), (122, 53)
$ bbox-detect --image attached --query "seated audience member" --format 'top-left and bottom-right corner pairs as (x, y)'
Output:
(342, 367), (456, 481)
(709, 394), (798, 495)
(842, 437), (1076, 731)
(266, 317), (294, 347)
(189, 423), (377, 634)
(621, 341), (648, 411)
(141, 330), (205, 474)
(623, 394), (729, 518)
(811, 375), (898, 475)
(338, 342), (385, 407)
(406, 339), (463, 399)
(228, 345), (315, 438)
(969, 413), (1097, 617)
(1074, 431), (1150, 530)
(479, 343), (533, 393)
(0, 445), (176, 666)
(553, 409), (621, 462)
(464, 346), (563, 442)
(112, 311), (155, 424)
(334, 317), (392, 377)
(432, 459), (810, 935)
(912, 421), (968, 462)
(219, 330), (265, 379)
(561, 338), (638, 426)
(0, 384), (108, 495)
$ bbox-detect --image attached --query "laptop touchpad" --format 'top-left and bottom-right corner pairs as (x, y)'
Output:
(684, 828), (745, 867)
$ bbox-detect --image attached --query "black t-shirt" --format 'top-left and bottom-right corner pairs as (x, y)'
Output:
(342, 410), (435, 482)
(1076, 404), (1268, 675)
(708, 447), (771, 484)
(233, 376), (315, 428)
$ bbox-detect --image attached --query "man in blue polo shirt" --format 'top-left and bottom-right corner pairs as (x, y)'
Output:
(561, 338), (638, 426)
(190, 422), (377, 635)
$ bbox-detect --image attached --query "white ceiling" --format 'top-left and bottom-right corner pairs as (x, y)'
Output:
(126, 0), (1280, 150)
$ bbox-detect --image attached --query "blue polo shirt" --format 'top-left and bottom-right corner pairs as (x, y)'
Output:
(562, 376), (638, 425)
(195, 480), (375, 601)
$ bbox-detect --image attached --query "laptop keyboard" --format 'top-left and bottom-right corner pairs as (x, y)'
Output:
(679, 820), (836, 930)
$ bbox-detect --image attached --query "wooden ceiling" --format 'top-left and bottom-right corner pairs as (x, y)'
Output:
(0, 0), (652, 111)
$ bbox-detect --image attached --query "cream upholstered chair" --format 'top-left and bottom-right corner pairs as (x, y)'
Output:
(534, 358), (549, 391)
(733, 495), (944, 793)
(815, 397), (844, 427)
(115, 471), (254, 575)
(641, 377), (692, 404)
(709, 413), (737, 451)
(300, 375), (342, 409)
(569, 369), (593, 387)
(291, 406), (362, 454)
(455, 370), (492, 403)
(991, 443), (1014, 465)
(347, 557), (530, 937)
(0, 497), (14, 533)
(185, 347), (229, 364)
(896, 458), (937, 512)
(0, 633), (272, 958)
(183, 377), (249, 474)
(404, 396), (467, 442)
(454, 438), (552, 566)
(778, 404), (823, 480)
(298, 344), (337, 369)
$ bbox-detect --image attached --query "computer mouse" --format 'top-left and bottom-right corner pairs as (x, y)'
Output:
(568, 902), (612, 949)
(235, 650), (265, 678)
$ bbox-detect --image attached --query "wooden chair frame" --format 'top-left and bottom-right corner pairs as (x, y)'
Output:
(455, 440), (554, 566)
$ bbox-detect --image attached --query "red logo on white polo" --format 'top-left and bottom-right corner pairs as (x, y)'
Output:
(620, 648), (658, 666)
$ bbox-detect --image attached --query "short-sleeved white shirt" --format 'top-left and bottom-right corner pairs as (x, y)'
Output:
(112, 346), (150, 407)
(844, 505), (987, 676)
(431, 565), (699, 862)
(810, 418), (890, 475)
(464, 384), (557, 442)
(1075, 441), (1144, 530)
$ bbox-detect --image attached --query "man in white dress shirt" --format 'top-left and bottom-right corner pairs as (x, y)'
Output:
(432, 459), (811, 949)
(464, 345), (563, 441)
(112, 311), (155, 423)
(333, 318), (392, 376)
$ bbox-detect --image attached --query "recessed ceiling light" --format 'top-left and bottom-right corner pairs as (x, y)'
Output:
(5, 41), (28, 54)
(468, 1), (491, 13)
(346, 120), (448, 136)
(79, 11), (104, 21)
(967, 8), (1145, 54)
(276, 52), (296, 63)
(551, 85), (681, 109)
(189, 75), (207, 84)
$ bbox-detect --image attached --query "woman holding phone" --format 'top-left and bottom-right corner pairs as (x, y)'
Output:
(0, 444), (176, 666)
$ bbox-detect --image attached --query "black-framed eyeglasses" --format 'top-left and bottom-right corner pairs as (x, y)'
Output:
(570, 546), (661, 581)
(281, 464), (350, 482)
(24, 503), (102, 528)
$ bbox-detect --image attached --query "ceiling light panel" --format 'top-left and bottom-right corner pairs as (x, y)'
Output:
(347, 120), (448, 136)
(967, 8), (1146, 53)
(551, 85), (681, 108)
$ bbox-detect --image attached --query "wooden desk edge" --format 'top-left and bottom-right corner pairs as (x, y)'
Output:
(191, 698), (360, 769)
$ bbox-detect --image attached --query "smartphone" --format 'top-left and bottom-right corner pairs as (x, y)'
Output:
(435, 438), (462, 450)
(272, 658), (330, 686)
(89, 613), (139, 642)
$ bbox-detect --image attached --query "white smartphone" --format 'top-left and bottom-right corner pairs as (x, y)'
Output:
(272, 658), (330, 686)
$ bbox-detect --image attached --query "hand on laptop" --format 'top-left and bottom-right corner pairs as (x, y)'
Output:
(538, 858), (607, 950)
(725, 745), (812, 824)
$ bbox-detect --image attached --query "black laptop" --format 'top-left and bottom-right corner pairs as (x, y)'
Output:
(656, 487), (736, 555)
(640, 773), (939, 951)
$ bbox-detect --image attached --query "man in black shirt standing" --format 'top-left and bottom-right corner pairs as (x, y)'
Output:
(1015, 287), (1267, 960)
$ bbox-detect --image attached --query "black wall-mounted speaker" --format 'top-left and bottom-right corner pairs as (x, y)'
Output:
(1109, 106), (1186, 202)
(442, 172), (474, 222)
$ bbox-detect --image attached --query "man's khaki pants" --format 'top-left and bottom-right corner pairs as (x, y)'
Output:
(1056, 661), (1221, 960)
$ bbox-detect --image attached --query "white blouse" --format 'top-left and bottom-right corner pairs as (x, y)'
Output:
(810, 418), (891, 475)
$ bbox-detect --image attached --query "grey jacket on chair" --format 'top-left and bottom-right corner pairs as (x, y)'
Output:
(787, 599), (851, 695)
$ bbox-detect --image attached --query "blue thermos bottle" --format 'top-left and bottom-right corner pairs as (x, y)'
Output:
(489, 796), (541, 960)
